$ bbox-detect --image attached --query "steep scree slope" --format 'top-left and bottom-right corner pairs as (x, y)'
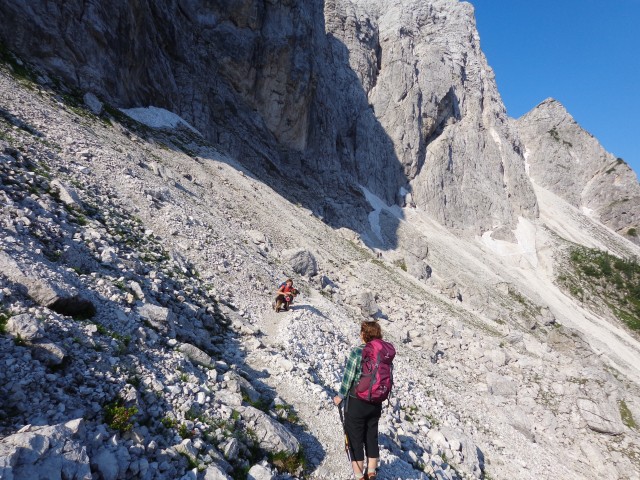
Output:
(1, 62), (640, 479)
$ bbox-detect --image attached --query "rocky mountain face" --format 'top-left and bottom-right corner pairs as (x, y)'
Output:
(1, 1), (640, 480)
(0, 0), (537, 238)
(517, 98), (640, 244)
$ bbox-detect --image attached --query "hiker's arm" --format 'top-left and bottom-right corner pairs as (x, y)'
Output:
(337, 347), (361, 399)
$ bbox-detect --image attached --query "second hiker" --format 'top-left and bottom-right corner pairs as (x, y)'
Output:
(274, 278), (298, 312)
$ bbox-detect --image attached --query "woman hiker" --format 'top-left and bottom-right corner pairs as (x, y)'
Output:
(274, 278), (298, 312)
(333, 321), (387, 480)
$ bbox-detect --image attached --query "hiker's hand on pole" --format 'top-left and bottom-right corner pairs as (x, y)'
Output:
(333, 395), (342, 406)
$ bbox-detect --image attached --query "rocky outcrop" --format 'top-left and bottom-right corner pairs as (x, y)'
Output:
(0, 0), (537, 237)
(282, 248), (318, 277)
(517, 98), (640, 244)
(0, 419), (91, 480)
(238, 406), (300, 455)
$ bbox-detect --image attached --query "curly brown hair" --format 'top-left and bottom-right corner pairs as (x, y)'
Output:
(361, 321), (382, 343)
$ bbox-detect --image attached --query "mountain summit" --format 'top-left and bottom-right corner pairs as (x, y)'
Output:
(517, 98), (640, 243)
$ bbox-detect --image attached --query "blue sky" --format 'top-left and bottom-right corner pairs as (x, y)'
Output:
(470, 0), (640, 176)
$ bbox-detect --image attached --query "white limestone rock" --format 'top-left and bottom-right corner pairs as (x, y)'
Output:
(31, 342), (66, 366)
(204, 464), (233, 480)
(137, 303), (176, 335)
(577, 397), (624, 435)
(0, 419), (90, 480)
(486, 372), (517, 397)
(178, 342), (214, 368)
(248, 462), (275, 480)
(6, 313), (43, 341)
(50, 179), (82, 207)
(238, 406), (300, 454)
(83, 92), (103, 115)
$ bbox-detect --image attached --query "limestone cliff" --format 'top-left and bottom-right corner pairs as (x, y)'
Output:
(0, 0), (538, 237)
(517, 98), (640, 244)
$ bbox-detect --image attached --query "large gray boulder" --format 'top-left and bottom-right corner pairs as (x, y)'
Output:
(0, 419), (90, 480)
(577, 397), (624, 435)
(178, 342), (214, 368)
(31, 342), (67, 366)
(238, 406), (299, 455)
(0, 252), (96, 318)
(138, 303), (175, 335)
(6, 314), (43, 341)
(282, 249), (318, 277)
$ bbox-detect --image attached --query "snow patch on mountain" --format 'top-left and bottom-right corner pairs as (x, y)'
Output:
(120, 106), (201, 135)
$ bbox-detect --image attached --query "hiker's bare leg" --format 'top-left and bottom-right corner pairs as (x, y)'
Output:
(367, 457), (378, 476)
(351, 460), (365, 478)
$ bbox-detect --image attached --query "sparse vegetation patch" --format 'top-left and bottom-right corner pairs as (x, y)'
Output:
(559, 246), (640, 331)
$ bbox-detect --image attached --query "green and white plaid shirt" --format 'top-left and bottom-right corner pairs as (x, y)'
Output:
(338, 344), (365, 399)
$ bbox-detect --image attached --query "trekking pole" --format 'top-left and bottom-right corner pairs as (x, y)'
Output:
(337, 403), (353, 463)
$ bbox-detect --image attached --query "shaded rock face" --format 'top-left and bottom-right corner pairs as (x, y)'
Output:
(517, 98), (640, 244)
(0, 0), (537, 237)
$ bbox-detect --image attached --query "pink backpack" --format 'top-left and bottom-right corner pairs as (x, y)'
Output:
(353, 339), (396, 403)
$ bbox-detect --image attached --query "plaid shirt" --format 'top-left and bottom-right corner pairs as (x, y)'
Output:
(338, 344), (365, 399)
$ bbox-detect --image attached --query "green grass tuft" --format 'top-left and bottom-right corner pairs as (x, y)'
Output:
(104, 401), (137, 432)
(619, 400), (637, 429)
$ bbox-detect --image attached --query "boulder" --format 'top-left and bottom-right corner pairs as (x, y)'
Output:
(222, 438), (239, 460)
(203, 464), (232, 480)
(91, 448), (118, 480)
(248, 463), (275, 480)
(31, 342), (66, 366)
(100, 247), (118, 264)
(178, 343), (214, 368)
(282, 249), (317, 277)
(0, 419), (90, 480)
(50, 179), (82, 207)
(174, 439), (198, 463)
(83, 92), (103, 115)
(238, 406), (299, 454)
(577, 397), (624, 435)
(21, 277), (65, 307)
(5, 271), (95, 318)
(408, 259), (432, 281)
(6, 313), (43, 341)
(486, 373), (517, 397)
(354, 290), (381, 318)
(138, 303), (175, 335)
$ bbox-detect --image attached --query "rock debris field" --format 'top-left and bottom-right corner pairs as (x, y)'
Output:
(0, 65), (639, 480)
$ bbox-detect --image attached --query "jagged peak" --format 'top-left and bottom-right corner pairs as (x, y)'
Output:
(521, 97), (573, 122)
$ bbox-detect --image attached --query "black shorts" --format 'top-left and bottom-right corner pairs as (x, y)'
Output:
(345, 396), (382, 461)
